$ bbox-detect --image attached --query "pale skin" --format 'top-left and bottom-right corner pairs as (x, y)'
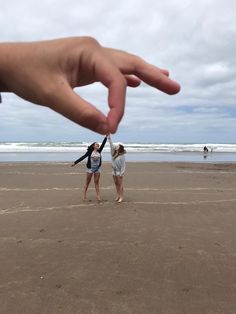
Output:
(107, 135), (125, 202)
(115, 176), (124, 203)
(0, 36), (180, 134)
(84, 171), (101, 202)
(113, 159), (124, 203)
(71, 142), (102, 202)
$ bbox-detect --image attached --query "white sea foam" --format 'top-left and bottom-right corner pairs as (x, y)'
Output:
(1, 142), (236, 153)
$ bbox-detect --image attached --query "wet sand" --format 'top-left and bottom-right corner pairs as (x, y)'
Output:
(0, 162), (236, 314)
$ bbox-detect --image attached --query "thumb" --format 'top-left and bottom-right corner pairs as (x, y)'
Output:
(47, 83), (109, 134)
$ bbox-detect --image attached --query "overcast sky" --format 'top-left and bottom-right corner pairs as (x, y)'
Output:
(1, 0), (236, 143)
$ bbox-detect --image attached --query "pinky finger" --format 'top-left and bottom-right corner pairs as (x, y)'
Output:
(125, 75), (141, 87)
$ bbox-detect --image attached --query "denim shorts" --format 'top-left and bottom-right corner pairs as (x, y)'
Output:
(86, 166), (100, 174)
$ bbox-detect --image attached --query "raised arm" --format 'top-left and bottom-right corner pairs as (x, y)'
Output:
(107, 134), (116, 156)
(98, 136), (107, 153)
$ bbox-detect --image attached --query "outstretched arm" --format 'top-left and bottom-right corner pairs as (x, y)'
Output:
(0, 37), (180, 134)
(72, 151), (89, 166)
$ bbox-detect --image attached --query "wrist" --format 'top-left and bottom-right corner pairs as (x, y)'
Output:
(0, 43), (12, 92)
(0, 42), (25, 93)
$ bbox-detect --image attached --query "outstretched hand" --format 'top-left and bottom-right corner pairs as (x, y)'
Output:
(0, 37), (180, 134)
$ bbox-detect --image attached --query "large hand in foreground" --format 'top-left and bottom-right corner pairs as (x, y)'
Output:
(0, 37), (180, 134)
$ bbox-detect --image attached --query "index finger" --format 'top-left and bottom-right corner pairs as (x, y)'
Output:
(93, 55), (127, 133)
(133, 58), (181, 95)
(105, 48), (181, 95)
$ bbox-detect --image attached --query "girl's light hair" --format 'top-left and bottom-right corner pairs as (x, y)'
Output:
(112, 144), (126, 159)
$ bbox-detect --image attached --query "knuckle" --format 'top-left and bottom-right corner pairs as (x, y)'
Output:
(119, 76), (127, 88)
(79, 36), (100, 47)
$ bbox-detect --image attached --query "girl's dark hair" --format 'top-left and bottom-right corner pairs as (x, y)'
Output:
(87, 142), (96, 151)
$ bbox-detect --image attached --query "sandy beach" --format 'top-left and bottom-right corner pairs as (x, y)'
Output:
(1, 161), (236, 314)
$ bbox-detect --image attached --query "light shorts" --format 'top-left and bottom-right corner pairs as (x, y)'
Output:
(112, 170), (123, 176)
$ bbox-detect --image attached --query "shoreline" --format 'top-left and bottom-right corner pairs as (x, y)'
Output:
(1, 160), (236, 166)
(1, 151), (236, 163)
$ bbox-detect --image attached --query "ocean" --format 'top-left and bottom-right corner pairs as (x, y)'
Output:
(1, 142), (236, 163)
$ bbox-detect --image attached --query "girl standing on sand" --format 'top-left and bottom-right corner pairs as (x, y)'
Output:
(108, 135), (126, 202)
(72, 136), (107, 202)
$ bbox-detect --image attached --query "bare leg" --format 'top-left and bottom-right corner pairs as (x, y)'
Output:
(83, 172), (93, 201)
(113, 175), (120, 201)
(94, 172), (101, 201)
(117, 176), (124, 202)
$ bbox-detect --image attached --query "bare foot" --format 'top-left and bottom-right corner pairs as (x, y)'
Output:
(83, 193), (87, 201)
(117, 198), (123, 203)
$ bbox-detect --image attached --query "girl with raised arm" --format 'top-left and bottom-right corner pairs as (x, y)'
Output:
(108, 135), (126, 202)
(72, 136), (107, 202)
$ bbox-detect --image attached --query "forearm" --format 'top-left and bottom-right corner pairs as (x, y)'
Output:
(108, 136), (115, 155)
(74, 152), (88, 165)
(99, 136), (107, 152)
(0, 42), (29, 93)
(74, 156), (84, 165)
(0, 41), (45, 94)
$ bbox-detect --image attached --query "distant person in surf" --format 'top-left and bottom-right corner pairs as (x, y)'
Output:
(203, 146), (209, 154)
(203, 146), (209, 159)
(107, 135), (126, 202)
(71, 136), (107, 202)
